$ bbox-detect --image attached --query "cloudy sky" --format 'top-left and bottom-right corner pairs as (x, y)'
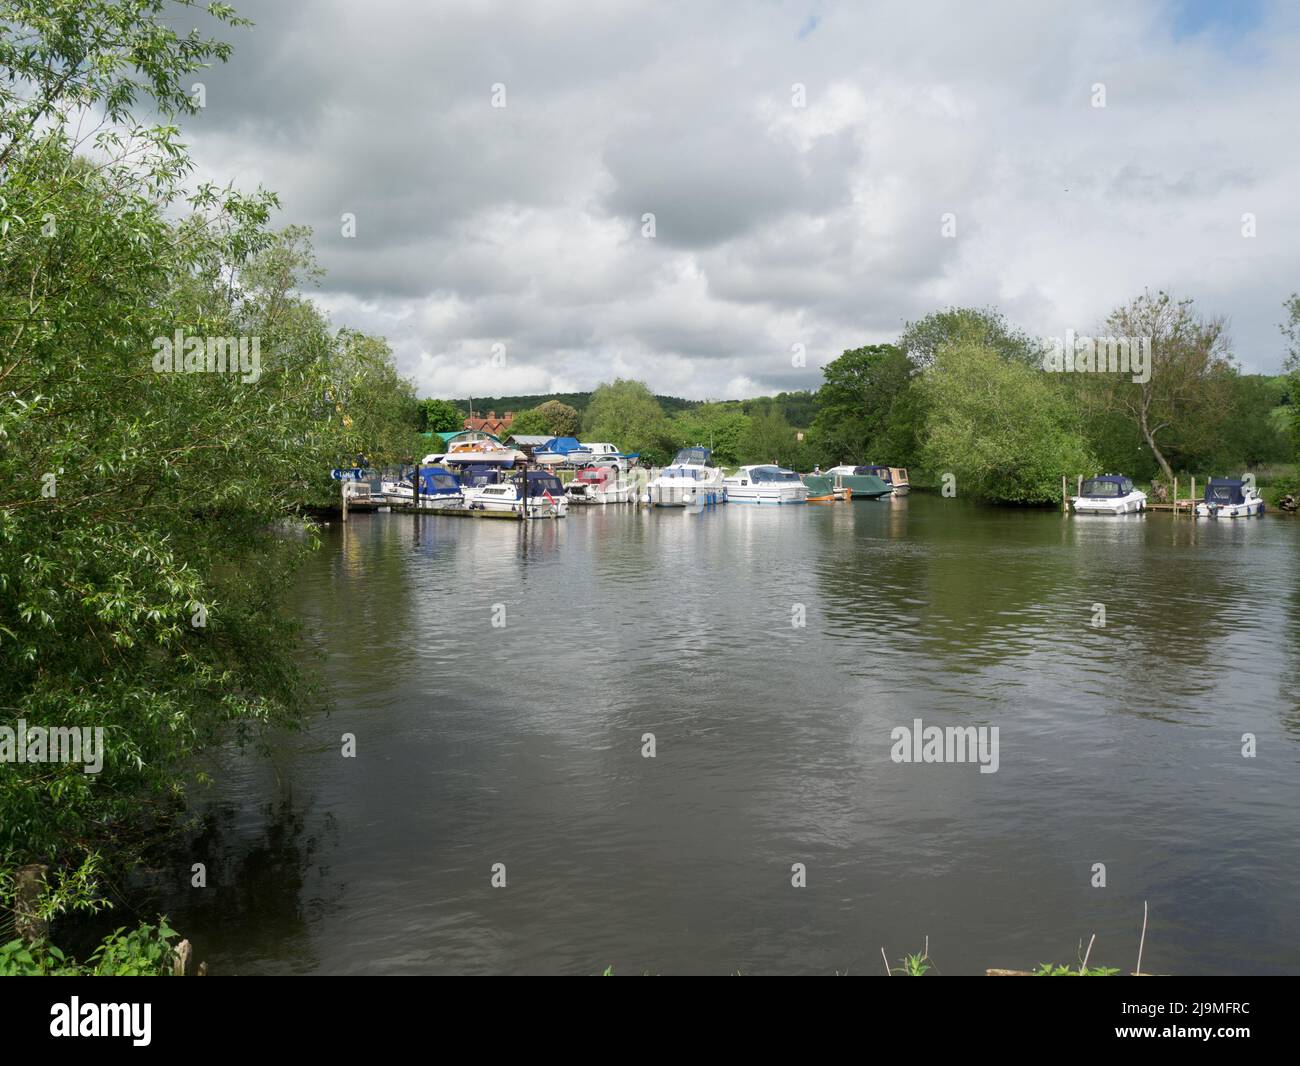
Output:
(181, 0), (1300, 400)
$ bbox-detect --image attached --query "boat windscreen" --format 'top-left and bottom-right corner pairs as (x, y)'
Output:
(672, 447), (713, 466)
(418, 471), (460, 493)
(527, 474), (565, 497)
(1206, 481), (1245, 504)
(751, 466), (800, 483)
(1081, 477), (1124, 498)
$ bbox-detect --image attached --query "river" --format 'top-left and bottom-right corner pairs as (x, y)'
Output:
(143, 495), (1300, 974)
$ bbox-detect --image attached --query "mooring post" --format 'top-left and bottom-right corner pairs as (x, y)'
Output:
(1191, 476), (1196, 519)
(172, 938), (193, 976)
(340, 473), (348, 523)
(412, 460), (421, 513)
(1062, 475), (1068, 514)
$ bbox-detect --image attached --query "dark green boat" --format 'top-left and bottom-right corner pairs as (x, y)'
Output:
(825, 470), (893, 499)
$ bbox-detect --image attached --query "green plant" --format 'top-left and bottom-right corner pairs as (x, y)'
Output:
(0, 920), (178, 976)
(1033, 962), (1121, 977)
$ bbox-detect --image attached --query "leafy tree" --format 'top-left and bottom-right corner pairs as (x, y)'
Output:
(1088, 291), (1234, 484)
(0, 0), (416, 929)
(739, 405), (803, 468)
(900, 306), (1041, 369)
(671, 403), (751, 466)
(534, 400), (580, 436)
(810, 344), (919, 466)
(420, 398), (463, 434)
(506, 407), (552, 436)
(582, 379), (675, 464)
(919, 329), (1097, 504)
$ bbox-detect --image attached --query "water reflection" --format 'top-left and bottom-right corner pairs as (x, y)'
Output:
(141, 498), (1299, 974)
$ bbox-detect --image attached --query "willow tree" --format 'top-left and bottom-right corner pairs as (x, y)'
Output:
(0, 1), (405, 928)
(1090, 291), (1234, 484)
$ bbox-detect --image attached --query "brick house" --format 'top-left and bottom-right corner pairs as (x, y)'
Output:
(463, 410), (513, 436)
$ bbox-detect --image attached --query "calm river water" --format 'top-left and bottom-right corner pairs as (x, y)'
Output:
(146, 495), (1300, 974)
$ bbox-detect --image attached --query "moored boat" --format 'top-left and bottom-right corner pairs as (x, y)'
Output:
(566, 465), (632, 504)
(860, 465), (910, 495)
(1195, 478), (1264, 518)
(824, 466), (894, 499)
(722, 465), (809, 504)
(463, 470), (568, 517)
(802, 474), (852, 503)
(644, 446), (727, 507)
(381, 465), (464, 508)
(1071, 474), (1147, 515)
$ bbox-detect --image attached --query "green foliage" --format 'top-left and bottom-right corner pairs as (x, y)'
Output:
(582, 379), (676, 464)
(671, 403), (751, 466)
(419, 398), (463, 434)
(901, 306), (1041, 369)
(0, 920), (178, 976)
(919, 329), (1097, 504)
(1086, 290), (1234, 483)
(511, 400), (580, 438)
(738, 405), (806, 468)
(533, 400), (580, 437)
(894, 950), (932, 976)
(810, 344), (921, 467)
(0, 0), (416, 921)
(1034, 962), (1121, 976)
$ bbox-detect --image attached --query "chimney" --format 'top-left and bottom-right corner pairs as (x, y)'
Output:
(487, 410), (496, 420)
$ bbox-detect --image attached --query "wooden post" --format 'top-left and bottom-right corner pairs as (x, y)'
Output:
(1173, 476), (1178, 516)
(340, 474), (348, 523)
(1191, 476), (1195, 519)
(1062, 475), (1068, 513)
(172, 938), (193, 976)
(1076, 474), (1082, 497)
(412, 460), (421, 512)
(14, 864), (48, 943)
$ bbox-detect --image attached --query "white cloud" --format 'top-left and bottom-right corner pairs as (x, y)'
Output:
(184, 0), (1300, 396)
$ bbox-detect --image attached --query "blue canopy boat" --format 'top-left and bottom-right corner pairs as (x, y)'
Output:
(1196, 478), (1264, 518)
(381, 465), (463, 509)
(1071, 474), (1147, 515)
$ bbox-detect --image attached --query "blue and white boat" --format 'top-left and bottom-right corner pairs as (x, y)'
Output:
(1071, 474), (1147, 515)
(722, 465), (809, 504)
(644, 446), (727, 507)
(1196, 478), (1265, 518)
(381, 465), (463, 508)
(463, 470), (568, 517)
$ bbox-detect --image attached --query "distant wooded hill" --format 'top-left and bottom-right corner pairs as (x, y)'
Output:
(452, 390), (818, 428)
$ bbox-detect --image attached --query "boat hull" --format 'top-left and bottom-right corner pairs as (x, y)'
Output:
(1072, 493), (1147, 514)
(722, 486), (808, 504)
(1195, 500), (1264, 518)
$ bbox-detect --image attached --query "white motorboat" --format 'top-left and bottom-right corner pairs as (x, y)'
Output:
(463, 470), (568, 517)
(1072, 474), (1147, 515)
(644, 446), (727, 507)
(1195, 478), (1265, 518)
(565, 465), (632, 504)
(721, 465), (809, 504)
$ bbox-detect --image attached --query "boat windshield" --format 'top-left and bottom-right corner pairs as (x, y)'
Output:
(663, 466), (701, 480)
(1081, 478), (1123, 497)
(419, 472), (460, 493)
(671, 447), (713, 467)
(750, 466), (800, 483)
(461, 467), (500, 487)
(527, 474), (565, 497)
